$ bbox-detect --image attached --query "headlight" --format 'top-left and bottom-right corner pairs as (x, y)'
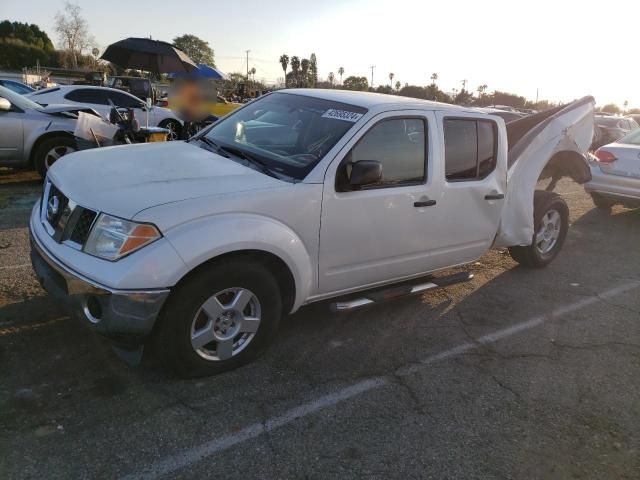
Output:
(84, 213), (161, 261)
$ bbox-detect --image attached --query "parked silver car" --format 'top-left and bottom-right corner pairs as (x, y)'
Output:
(585, 129), (640, 211)
(0, 85), (100, 177)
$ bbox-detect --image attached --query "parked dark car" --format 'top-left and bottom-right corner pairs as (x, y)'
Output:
(592, 115), (639, 149)
(0, 79), (35, 95)
(107, 76), (155, 102)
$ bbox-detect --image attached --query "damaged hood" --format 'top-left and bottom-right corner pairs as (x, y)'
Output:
(40, 104), (102, 118)
(495, 96), (595, 247)
(47, 141), (287, 219)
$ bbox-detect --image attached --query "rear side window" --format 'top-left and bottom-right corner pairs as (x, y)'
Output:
(444, 119), (497, 181)
(342, 118), (427, 188)
(65, 89), (107, 104)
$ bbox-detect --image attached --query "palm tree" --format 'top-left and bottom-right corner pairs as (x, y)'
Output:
(251, 67), (256, 82)
(477, 84), (488, 97)
(430, 72), (438, 85)
(301, 58), (310, 87)
(338, 66), (344, 85)
(395, 80), (401, 92)
(328, 72), (335, 86)
(290, 56), (300, 87)
(389, 72), (394, 87)
(279, 54), (289, 87)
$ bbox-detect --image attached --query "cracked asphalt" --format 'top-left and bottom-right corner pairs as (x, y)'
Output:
(1, 168), (640, 480)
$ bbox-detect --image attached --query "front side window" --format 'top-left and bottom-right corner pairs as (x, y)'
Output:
(338, 118), (426, 189)
(444, 118), (497, 181)
(204, 92), (367, 180)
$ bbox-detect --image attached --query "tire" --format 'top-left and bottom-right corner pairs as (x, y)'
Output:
(33, 136), (76, 178)
(590, 193), (614, 212)
(159, 119), (182, 141)
(508, 190), (569, 268)
(155, 259), (282, 378)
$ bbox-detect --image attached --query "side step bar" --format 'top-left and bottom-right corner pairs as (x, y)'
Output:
(330, 272), (474, 312)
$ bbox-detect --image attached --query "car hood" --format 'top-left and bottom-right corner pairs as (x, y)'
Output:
(40, 103), (102, 117)
(47, 141), (287, 219)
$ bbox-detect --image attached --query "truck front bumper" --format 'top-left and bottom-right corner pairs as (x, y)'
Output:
(30, 229), (170, 342)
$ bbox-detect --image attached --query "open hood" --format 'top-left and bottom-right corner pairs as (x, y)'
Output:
(495, 96), (595, 247)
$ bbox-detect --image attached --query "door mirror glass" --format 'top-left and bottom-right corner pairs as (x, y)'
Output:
(350, 160), (382, 187)
(0, 97), (11, 112)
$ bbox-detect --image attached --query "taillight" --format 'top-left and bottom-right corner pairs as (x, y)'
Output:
(595, 149), (617, 163)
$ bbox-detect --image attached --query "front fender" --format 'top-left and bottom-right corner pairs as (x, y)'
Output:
(25, 124), (75, 160)
(163, 213), (314, 312)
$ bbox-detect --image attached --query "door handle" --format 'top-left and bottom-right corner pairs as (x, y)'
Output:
(484, 193), (505, 200)
(414, 199), (436, 207)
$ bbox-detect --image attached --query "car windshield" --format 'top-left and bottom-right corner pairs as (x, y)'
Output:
(203, 92), (367, 180)
(0, 85), (43, 111)
(618, 129), (640, 145)
(2, 81), (34, 94)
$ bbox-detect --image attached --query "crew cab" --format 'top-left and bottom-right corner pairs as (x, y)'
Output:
(29, 90), (595, 377)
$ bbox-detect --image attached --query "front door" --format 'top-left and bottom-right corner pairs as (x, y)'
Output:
(319, 110), (448, 294)
(0, 104), (24, 163)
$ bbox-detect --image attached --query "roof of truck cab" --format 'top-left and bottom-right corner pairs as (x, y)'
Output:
(277, 88), (480, 113)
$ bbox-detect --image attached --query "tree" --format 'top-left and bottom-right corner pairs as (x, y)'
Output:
(54, 2), (95, 69)
(338, 66), (344, 84)
(279, 54), (289, 86)
(430, 72), (438, 85)
(342, 75), (369, 91)
(601, 103), (621, 115)
(0, 21), (58, 69)
(309, 53), (318, 86)
(250, 67), (256, 82)
(327, 72), (335, 86)
(395, 80), (401, 92)
(172, 34), (215, 66)
(388, 72), (394, 87)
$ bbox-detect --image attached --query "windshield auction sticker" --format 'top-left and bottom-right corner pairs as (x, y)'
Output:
(321, 109), (364, 122)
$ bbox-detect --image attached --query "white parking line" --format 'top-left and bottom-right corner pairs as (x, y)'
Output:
(121, 280), (640, 480)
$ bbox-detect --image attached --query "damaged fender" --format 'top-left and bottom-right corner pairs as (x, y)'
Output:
(494, 96), (595, 247)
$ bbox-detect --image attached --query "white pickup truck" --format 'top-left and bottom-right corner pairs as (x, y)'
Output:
(30, 89), (595, 377)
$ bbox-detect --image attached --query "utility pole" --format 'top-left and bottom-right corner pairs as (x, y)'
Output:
(245, 50), (250, 82)
(536, 88), (539, 104)
(370, 65), (375, 88)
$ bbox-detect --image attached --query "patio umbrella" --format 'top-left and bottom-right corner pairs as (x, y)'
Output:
(101, 37), (197, 74)
(168, 64), (229, 80)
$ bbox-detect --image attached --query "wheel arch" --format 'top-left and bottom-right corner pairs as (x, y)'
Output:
(538, 150), (592, 190)
(172, 249), (297, 315)
(28, 130), (75, 167)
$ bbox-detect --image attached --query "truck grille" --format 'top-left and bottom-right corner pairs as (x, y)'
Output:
(42, 181), (98, 248)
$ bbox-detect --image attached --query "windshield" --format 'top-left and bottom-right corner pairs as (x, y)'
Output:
(203, 92), (367, 180)
(0, 85), (43, 111)
(619, 129), (640, 145)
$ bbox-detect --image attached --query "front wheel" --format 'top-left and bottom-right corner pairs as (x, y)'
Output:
(33, 136), (76, 178)
(508, 190), (569, 268)
(155, 259), (282, 377)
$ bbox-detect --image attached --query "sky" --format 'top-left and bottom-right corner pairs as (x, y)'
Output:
(2, 0), (639, 107)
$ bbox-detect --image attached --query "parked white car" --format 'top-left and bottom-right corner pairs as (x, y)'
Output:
(29, 90), (594, 377)
(27, 85), (182, 139)
(585, 129), (640, 211)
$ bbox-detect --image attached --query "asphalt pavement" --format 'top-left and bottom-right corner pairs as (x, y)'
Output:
(1, 168), (639, 480)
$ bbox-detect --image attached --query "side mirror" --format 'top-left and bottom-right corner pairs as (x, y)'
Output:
(0, 97), (11, 112)
(349, 160), (382, 187)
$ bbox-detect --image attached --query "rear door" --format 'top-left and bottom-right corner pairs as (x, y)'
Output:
(435, 111), (507, 261)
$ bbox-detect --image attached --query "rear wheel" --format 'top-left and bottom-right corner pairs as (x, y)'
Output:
(508, 190), (569, 268)
(155, 259), (282, 377)
(33, 136), (76, 178)
(590, 193), (614, 212)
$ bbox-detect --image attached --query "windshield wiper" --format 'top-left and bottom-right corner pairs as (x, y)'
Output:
(218, 145), (280, 179)
(191, 135), (230, 158)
